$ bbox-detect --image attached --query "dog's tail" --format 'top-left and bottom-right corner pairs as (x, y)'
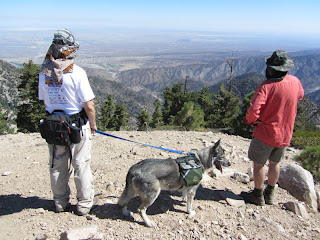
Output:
(117, 171), (134, 207)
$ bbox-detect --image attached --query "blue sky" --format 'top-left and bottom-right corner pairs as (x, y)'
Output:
(1, 0), (320, 37)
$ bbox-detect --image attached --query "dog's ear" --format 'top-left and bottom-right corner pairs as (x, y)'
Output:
(209, 139), (221, 156)
(214, 139), (221, 148)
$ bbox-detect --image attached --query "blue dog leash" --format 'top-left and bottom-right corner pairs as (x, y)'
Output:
(94, 130), (194, 156)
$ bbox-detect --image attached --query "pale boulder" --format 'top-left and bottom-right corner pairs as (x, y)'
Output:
(278, 163), (317, 211)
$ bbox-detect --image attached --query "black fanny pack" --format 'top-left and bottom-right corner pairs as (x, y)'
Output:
(39, 109), (87, 146)
(176, 155), (203, 187)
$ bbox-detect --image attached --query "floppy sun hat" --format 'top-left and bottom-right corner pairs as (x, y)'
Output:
(53, 29), (79, 46)
(40, 29), (79, 83)
(265, 50), (295, 72)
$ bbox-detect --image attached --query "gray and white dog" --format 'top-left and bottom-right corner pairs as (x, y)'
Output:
(117, 139), (230, 227)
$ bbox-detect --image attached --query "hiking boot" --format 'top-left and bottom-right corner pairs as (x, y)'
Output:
(55, 203), (70, 213)
(264, 191), (274, 205)
(77, 197), (99, 216)
(77, 207), (90, 216)
(240, 190), (265, 206)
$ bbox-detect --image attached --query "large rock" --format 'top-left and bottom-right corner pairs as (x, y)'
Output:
(60, 225), (102, 240)
(284, 201), (310, 219)
(232, 172), (250, 184)
(278, 163), (317, 211)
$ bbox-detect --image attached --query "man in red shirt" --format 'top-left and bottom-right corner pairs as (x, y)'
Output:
(241, 50), (304, 205)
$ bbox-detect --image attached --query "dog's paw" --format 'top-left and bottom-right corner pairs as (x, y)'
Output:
(145, 220), (157, 228)
(188, 210), (196, 217)
(123, 209), (132, 217)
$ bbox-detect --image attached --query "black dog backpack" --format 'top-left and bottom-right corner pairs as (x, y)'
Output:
(176, 154), (204, 187)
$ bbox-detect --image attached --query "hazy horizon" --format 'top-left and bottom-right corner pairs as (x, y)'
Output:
(0, 0), (320, 63)
(2, 1), (320, 37)
(1, 0), (320, 64)
(1, 27), (319, 65)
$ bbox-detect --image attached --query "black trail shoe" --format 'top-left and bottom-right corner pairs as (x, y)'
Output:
(240, 190), (265, 206)
(264, 191), (274, 205)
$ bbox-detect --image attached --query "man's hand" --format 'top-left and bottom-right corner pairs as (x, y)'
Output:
(90, 125), (97, 135)
(252, 119), (263, 126)
(83, 100), (97, 135)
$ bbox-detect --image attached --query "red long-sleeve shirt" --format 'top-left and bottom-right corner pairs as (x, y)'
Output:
(244, 74), (304, 147)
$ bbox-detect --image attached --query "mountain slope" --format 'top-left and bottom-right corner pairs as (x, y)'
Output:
(116, 53), (320, 99)
(291, 54), (320, 93)
(208, 72), (265, 98)
(0, 59), (20, 111)
(116, 57), (266, 93)
(87, 74), (157, 119)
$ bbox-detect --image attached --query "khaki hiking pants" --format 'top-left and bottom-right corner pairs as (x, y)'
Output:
(48, 126), (94, 211)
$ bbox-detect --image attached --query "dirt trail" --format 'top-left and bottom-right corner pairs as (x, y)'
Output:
(0, 131), (319, 240)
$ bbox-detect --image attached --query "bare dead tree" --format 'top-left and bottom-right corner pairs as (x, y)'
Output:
(184, 75), (190, 95)
(223, 53), (234, 93)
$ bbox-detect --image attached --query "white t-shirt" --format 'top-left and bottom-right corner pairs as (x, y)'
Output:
(38, 65), (95, 116)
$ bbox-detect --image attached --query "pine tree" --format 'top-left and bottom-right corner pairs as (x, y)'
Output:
(113, 103), (129, 131)
(98, 95), (129, 131)
(206, 84), (240, 129)
(174, 101), (204, 130)
(162, 91), (173, 125)
(0, 105), (11, 134)
(137, 110), (151, 131)
(16, 60), (46, 133)
(198, 86), (215, 123)
(233, 91), (255, 138)
(162, 82), (197, 125)
(98, 95), (115, 131)
(162, 83), (184, 124)
(151, 99), (163, 128)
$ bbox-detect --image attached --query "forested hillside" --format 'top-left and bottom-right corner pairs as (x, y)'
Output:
(0, 50), (319, 133)
(0, 59), (20, 111)
(88, 75), (157, 119)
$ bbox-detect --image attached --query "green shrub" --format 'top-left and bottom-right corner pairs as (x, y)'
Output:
(291, 131), (320, 149)
(295, 145), (320, 181)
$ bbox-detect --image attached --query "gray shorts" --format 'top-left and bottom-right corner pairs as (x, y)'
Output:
(248, 137), (286, 165)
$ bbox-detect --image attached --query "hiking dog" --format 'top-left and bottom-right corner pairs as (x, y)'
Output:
(117, 139), (230, 227)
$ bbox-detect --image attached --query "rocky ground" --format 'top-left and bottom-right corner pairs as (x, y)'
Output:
(0, 131), (319, 240)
